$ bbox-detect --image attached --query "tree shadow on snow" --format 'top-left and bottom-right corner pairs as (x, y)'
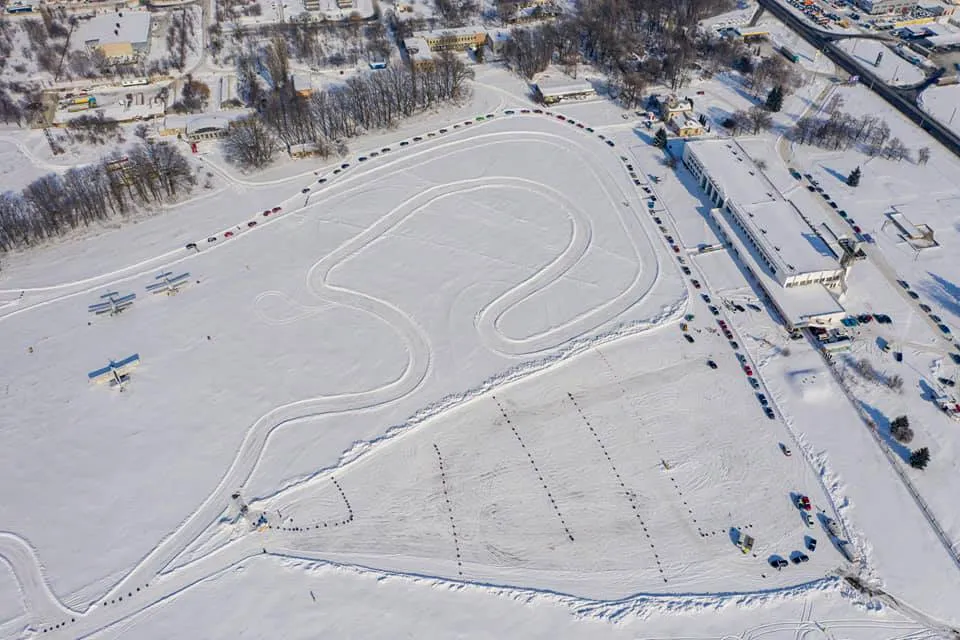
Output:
(921, 272), (960, 322)
(858, 401), (911, 463)
(822, 166), (849, 184)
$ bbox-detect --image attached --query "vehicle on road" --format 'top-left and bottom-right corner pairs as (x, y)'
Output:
(709, 305), (719, 315)
(743, 365), (753, 376)
(757, 393), (768, 405)
(780, 443), (791, 456)
(207, 236), (216, 243)
(301, 187), (310, 193)
(224, 231), (234, 238)
(749, 377), (760, 389)
(764, 406), (775, 420)
(795, 495), (811, 511)
(684, 334), (695, 343)
(682, 266), (691, 275)
(691, 279), (701, 289)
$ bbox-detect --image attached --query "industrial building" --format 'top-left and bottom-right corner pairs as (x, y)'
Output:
(683, 139), (848, 329)
(76, 11), (152, 62)
(856, 0), (918, 15)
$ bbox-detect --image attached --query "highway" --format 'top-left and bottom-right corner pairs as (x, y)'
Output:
(756, 0), (960, 160)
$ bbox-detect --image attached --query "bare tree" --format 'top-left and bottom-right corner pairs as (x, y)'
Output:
(917, 146), (931, 165)
(746, 105), (772, 134)
(223, 116), (279, 169)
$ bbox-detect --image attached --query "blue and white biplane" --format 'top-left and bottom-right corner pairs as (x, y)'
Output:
(145, 271), (191, 296)
(88, 291), (136, 315)
(87, 353), (141, 387)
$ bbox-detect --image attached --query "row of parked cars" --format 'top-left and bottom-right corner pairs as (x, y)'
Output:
(186, 207), (284, 249)
(898, 279), (954, 339)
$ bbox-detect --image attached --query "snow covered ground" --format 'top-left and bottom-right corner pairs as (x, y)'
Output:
(3, 66), (960, 639)
(919, 83), (960, 139)
(835, 40), (926, 87)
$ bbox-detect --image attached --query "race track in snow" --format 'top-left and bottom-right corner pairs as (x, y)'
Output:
(0, 110), (851, 639)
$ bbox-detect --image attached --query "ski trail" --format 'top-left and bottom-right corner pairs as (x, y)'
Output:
(0, 532), (80, 626)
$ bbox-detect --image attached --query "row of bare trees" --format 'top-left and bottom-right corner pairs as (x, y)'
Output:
(0, 142), (194, 256)
(223, 49), (474, 168)
(791, 94), (930, 163)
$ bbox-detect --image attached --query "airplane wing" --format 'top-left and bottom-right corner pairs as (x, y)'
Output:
(114, 353), (141, 369)
(87, 364), (114, 381)
(156, 271), (174, 279)
(167, 273), (191, 285)
(100, 291), (119, 300)
(88, 302), (111, 311)
(115, 293), (137, 303)
(145, 282), (169, 292)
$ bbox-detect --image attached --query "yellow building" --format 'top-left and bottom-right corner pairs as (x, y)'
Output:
(404, 37), (436, 70)
(412, 27), (488, 52)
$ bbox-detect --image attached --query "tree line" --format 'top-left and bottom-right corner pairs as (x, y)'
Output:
(0, 142), (194, 257)
(223, 45), (474, 168)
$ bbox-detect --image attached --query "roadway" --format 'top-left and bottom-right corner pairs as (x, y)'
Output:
(756, 0), (960, 160)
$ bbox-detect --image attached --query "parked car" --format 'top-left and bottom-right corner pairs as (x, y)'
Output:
(730, 340), (739, 349)
(272, 206), (282, 213)
(701, 294), (711, 303)
(709, 305), (720, 316)
(757, 393), (768, 406)
(764, 406), (776, 420)
(317, 178), (327, 184)
(920, 304), (932, 312)
(691, 280), (701, 289)
(224, 231), (234, 238)
(744, 365), (753, 376)
(795, 495), (812, 511)
(930, 314), (942, 323)
(938, 377), (955, 387)
(207, 236), (217, 243)
(301, 187), (310, 193)
(681, 266), (692, 275)
(749, 377), (760, 389)
(185, 242), (197, 250)
(950, 353), (960, 365)
(780, 443), (792, 456)
(247, 221), (257, 228)
(939, 324), (952, 334)
(908, 290), (920, 299)
(769, 557), (789, 570)
(684, 334), (695, 343)
(806, 537), (817, 552)
(707, 360), (718, 369)
(897, 279), (910, 289)
(791, 551), (810, 563)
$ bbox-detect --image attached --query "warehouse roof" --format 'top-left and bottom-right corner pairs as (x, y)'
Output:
(77, 11), (151, 47)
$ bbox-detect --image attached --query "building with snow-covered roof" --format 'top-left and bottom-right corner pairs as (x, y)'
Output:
(76, 11), (151, 61)
(403, 37), (435, 70)
(531, 72), (595, 104)
(683, 138), (847, 329)
(412, 27), (488, 52)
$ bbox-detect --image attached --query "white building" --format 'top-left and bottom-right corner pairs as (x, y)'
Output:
(76, 11), (151, 61)
(683, 139), (847, 329)
(531, 72), (595, 105)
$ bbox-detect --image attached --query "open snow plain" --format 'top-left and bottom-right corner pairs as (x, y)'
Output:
(0, 105), (942, 638)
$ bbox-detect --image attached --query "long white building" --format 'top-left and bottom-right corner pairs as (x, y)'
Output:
(682, 139), (847, 329)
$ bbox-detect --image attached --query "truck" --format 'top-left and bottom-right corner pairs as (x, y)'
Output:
(780, 46), (800, 64)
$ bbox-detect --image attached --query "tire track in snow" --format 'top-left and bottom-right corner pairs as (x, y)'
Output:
(6, 114), (668, 632)
(565, 392), (667, 582)
(0, 532), (80, 630)
(493, 396), (575, 543)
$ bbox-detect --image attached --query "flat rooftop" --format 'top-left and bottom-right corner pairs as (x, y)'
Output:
(532, 72), (594, 94)
(711, 212), (845, 326)
(77, 11), (151, 47)
(686, 138), (840, 278)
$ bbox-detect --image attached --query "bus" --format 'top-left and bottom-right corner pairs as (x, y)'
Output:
(121, 77), (149, 87)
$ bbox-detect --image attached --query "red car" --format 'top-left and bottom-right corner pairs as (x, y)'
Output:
(796, 495), (812, 511)
(224, 231), (234, 238)
(744, 365), (753, 376)
(272, 206), (282, 213)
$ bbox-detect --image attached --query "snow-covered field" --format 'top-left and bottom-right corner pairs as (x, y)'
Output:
(3, 65), (960, 639)
(835, 40), (926, 87)
(919, 82), (960, 139)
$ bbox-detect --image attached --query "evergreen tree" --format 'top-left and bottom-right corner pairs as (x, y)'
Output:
(654, 127), (668, 149)
(765, 85), (784, 112)
(846, 166), (861, 187)
(909, 447), (930, 469)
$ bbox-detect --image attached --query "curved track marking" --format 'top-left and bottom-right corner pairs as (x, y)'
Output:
(0, 533), (80, 623)
(2, 112), (678, 636)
